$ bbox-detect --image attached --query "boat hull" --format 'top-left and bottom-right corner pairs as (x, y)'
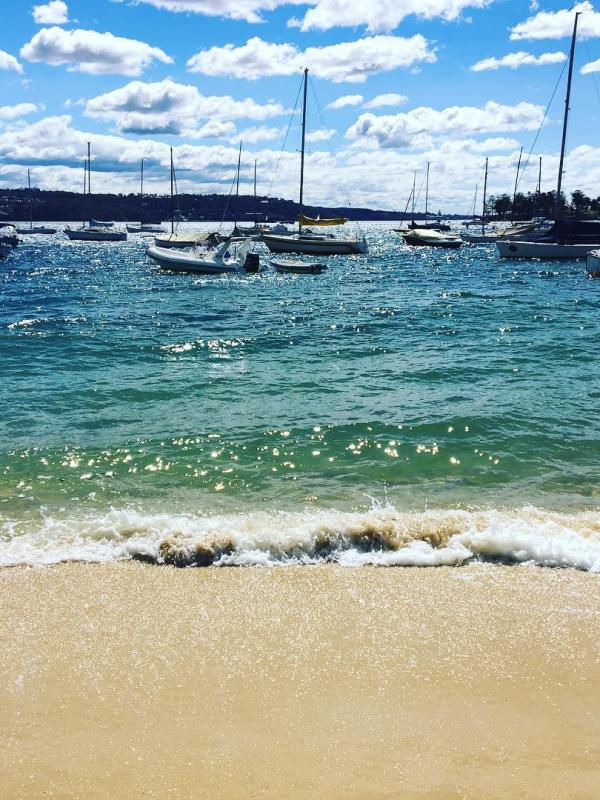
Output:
(263, 234), (367, 255)
(497, 240), (598, 259)
(586, 250), (600, 277)
(127, 225), (165, 234)
(403, 233), (462, 249)
(66, 229), (127, 242)
(272, 259), (326, 274)
(146, 245), (240, 274)
(16, 227), (57, 235)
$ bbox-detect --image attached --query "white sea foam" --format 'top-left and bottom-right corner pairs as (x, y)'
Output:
(1, 506), (600, 571)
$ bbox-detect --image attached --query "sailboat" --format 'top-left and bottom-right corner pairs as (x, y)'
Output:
(127, 159), (165, 234)
(497, 12), (600, 259)
(65, 143), (127, 241)
(263, 69), (367, 256)
(394, 164), (451, 235)
(154, 149), (208, 248)
(231, 150), (266, 238)
(16, 170), (56, 235)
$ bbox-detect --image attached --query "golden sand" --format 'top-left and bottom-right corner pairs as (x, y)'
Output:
(1, 562), (599, 799)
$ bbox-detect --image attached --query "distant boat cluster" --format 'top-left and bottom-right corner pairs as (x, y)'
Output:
(3, 20), (600, 277)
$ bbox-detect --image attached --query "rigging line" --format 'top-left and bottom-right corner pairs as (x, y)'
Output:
(583, 36), (600, 110)
(264, 77), (303, 200)
(515, 56), (568, 193)
(308, 79), (366, 236)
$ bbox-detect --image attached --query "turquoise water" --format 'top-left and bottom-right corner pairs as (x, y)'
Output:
(2, 223), (600, 567)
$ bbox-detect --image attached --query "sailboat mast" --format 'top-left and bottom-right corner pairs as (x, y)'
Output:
(555, 11), (580, 221)
(170, 147), (174, 235)
(411, 171), (416, 216)
(28, 169), (32, 230)
(140, 158), (144, 227)
(537, 156), (542, 195)
(87, 141), (91, 226)
(425, 162), (430, 217)
(254, 159), (257, 198)
(298, 67), (308, 234)
(481, 157), (488, 235)
(234, 141), (242, 229)
(511, 146), (523, 222)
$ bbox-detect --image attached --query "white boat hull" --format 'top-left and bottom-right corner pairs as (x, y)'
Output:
(263, 234), (367, 255)
(146, 245), (242, 274)
(66, 228), (127, 242)
(586, 250), (600, 277)
(497, 240), (598, 259)
(272, 259), (326, 274)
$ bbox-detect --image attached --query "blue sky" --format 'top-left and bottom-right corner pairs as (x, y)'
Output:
(2, 0), (600, 211)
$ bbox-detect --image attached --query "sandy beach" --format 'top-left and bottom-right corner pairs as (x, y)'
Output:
(1, 562), (599, 799)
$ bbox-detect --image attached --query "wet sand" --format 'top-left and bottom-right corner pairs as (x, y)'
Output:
(1, 562), (599, 799)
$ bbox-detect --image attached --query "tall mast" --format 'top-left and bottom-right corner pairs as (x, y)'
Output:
(140, 158), (144, 227)
(511, 146), (523, 222)
(411, 170), (416, 216)
(254, 159), (257, 198)
(28, 169), (32, 230)
(425, 162), (430, 217)
(536, 156), (542, 218)
(234, 141), (242, 230)
(87, 141), (91, 226)
(555, 11), (580, 221)
(481, 157), (488, 235)
(298, 67), (308, 233)
(170, 147), (174, 235)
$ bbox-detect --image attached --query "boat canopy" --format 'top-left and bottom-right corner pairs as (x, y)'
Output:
(299, 214), (347, 227)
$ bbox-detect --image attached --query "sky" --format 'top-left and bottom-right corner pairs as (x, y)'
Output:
(2, 0), (600, 212)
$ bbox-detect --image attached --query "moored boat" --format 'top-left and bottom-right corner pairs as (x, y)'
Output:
(272, 258), (326, 274)
(585, 249), (600, 276)
(403, 228), (463, 249)
(146, 237), (256, 274)
(16, 170), (57, 235)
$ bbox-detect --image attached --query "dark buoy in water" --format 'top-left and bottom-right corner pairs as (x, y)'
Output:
(243, 252), (260, 273)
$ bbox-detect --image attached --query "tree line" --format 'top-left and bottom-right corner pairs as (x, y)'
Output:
(485, 190), (600, 220)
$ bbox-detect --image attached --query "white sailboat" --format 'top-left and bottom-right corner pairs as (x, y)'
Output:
(263, 69), (367, 257)
(154, 149), (207, 248)
(127, 159), (165, 234)
(497, 12), (600, 259)
(66, 143), (127, 242)
(16, 170), (56, 235)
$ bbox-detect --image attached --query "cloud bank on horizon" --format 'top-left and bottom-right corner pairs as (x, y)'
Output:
(2, 0), (600, 211)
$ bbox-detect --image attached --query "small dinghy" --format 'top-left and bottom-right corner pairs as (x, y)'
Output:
(272, 258), (326, 274)
(586, 249), (600, 277)
(402, 228), (463, 249)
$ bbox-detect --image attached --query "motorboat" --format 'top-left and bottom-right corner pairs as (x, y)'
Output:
(127, 223), (165, 234)
(586, 250), (600, 277)
(146, 237), (257, 274)
(272, 258), (326, 274)
(262, 69), (368, 258)
(403, 228), (463, 249)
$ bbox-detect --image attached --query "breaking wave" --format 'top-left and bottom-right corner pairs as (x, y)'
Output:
(2, 505), (600, 571)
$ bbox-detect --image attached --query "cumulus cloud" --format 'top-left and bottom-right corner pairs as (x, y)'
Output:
(0, 50), (23, 73)
(346, 101), (545, 148)
(0, 103), (43, 121)
(32, 1), (69, 24)
(84, 79), (288, 136)
(582, 57), (600, 73)
(327, 94), (364, 109)
(470, 50), (566, 71)
(363, 93), (408, 108)
(298, 0), (492, 33)
(114, 0), (305, 24)
(233, 125), (285, 143)
(510, 2), (600, 40)
(20, 27), (173, 76)
(306, 128), (336, 141)
(188, 35), (436, 83)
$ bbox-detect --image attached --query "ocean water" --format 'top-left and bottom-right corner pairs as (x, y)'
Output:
(2, 222), (600, 568)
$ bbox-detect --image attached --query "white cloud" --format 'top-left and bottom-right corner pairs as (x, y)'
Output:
(193, 120), (237, 139)
(364, 93), (408, 108)
(346, 101), (545, 148)
(188, 35), (436, 83)
(84, 79), (288, 136)
(20, 27), (173, 76)
(32, 1), (69, 24)
(114, 0), (306, 24)
(0, 50), (23, 73)
(306, 128), (336, 141)
(234, 125), (285, 143)
(0, 103), (42, 121)
(510, 2), (600, 40)
(298, 0), (492, 33)
(582, 57), (600, 73)
(470, 50), (566, 71)
(327, 94), (364, 109)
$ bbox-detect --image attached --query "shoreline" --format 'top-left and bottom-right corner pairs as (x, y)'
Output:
(1, 562), (599, 799)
